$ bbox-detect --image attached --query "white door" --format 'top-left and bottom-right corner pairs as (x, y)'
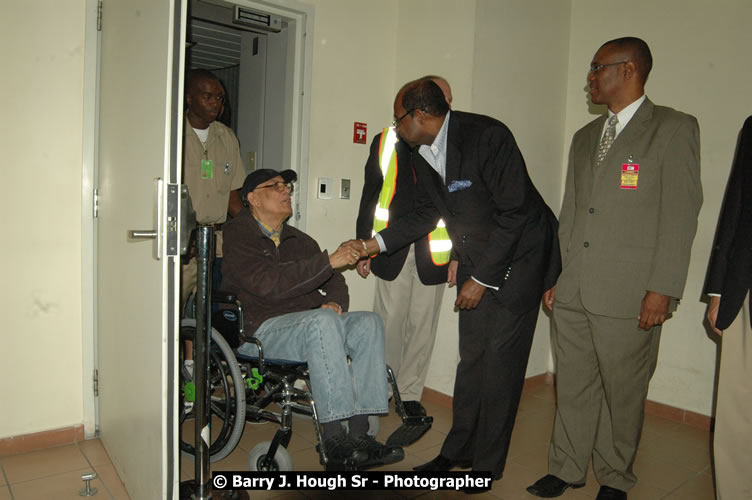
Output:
(97, 0), (185, 498)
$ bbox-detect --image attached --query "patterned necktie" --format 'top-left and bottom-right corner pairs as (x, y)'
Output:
(596, 114), (619, 167)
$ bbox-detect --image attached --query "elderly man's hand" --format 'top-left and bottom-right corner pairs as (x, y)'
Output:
(329, 242), (363, 269)
(638, 291), (671, 331)
(356, 258), (371, 278)
(320, 302), (343, 315)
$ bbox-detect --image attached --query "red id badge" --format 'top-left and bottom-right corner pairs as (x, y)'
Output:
(621, 163), (639, 189)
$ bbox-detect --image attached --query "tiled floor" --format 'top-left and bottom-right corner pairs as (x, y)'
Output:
(0, 438), (129, 499)
(181, 383), (715, 499)
(0, 383), (715, 499)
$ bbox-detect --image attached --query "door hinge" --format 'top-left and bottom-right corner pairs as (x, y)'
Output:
(295, 202), (301, 222)
(93, 188), (99, 218)
(97, 0), (103, 31)
(93, 369), (99, 397)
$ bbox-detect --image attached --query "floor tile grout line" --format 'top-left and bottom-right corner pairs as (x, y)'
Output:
(77, 440), (116, 499)
(0, 462), (16, 500)
(657, 464), (714, 499)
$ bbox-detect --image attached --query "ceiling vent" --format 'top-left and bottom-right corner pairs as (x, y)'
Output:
(233, 6), (282, 33)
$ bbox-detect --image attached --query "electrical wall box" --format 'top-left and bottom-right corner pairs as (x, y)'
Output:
(317, 178), (332, 199)
(340, 179), (351, 199)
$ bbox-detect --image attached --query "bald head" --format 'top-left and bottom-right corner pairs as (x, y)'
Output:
(419, 75), (453, 106)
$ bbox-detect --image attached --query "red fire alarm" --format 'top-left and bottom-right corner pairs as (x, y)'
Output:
(353, 122), (367, 144)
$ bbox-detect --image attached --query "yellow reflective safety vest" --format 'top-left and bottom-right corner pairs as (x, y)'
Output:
(372, 127), (452, 265)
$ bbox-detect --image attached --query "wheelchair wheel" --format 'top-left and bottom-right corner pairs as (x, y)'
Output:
(248, 441), (293, 472)
(180, 319), (246, 463)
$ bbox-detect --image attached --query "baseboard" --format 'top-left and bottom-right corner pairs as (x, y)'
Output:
(644, 399), (713, 431)
(423, 372), (713, 431)
(0, 425), (85, 456)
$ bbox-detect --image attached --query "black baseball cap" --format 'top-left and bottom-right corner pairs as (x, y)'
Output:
(241, 168), (297, 206)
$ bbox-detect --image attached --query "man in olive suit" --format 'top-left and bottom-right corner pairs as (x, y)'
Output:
(528, 37), (702, 500)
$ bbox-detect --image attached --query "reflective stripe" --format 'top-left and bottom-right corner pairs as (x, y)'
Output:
(379, 128), (398, 176)
(429, 240), (452, 252)
(374, 207), (389, 222)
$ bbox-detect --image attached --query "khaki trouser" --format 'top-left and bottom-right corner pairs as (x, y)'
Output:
(714, 291), (752, 500)
(182, 230), (224, 306)
(373, 244), (445, 401)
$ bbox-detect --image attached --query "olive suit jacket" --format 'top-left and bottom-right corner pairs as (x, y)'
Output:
(556, 98), (703, 317)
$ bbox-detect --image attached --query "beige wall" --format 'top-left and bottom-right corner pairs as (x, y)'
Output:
(470, 0), (571, 385)
(5, 0), (751, 440)
(564, 0), (752, 416)
(0, 1), (86, 439)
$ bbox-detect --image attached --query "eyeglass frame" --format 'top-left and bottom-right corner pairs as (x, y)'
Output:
(589, 61), (628, 74)
(255, 181), (294, 194)
(392, 108), (418, 128)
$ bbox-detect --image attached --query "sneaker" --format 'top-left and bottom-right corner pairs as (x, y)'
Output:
(319, 434), (367, 465)
(352, 435), (404, 469)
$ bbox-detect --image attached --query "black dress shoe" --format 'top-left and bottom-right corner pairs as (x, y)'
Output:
(402, 400), (427, 417)
(462, 470), (501, 494)
(413, 455), (471, 472)
(526, 474), (585, 498)
(596, 485), (627, 500)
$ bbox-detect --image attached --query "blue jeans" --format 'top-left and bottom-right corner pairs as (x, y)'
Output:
(237, 309), (389, 423)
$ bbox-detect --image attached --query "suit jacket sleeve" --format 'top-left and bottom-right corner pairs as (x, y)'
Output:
(356, 134), (383, 240)
(646, 116), (703, 298)
(557, 141), (577, 261)
(705, 117), (751, 294)
(471, 127), (536, 285)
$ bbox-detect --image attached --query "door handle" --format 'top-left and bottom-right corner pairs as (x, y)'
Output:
(128, 178), (164, 260)
(128, 230), (157, 239)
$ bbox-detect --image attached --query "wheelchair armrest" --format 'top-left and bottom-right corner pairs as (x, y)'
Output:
(212, 290), (237, 304)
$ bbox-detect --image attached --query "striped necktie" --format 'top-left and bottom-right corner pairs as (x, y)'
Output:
(596, 114), (619, 167)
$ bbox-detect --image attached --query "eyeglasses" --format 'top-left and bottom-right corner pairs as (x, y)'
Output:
(255, 181), (294, 194)
(589, 61), (628, 74)
(392, 108), (417, 128)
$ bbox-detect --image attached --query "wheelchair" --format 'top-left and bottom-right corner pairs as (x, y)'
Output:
(179, 291), (434, 471)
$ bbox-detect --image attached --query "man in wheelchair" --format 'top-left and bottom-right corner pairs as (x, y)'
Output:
(221, 168), (404, 469)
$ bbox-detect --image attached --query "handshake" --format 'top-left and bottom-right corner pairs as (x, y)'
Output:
(328, 238), (380, 272)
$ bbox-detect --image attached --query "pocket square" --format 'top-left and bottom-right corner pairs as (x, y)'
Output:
(448, 180), (472, 192)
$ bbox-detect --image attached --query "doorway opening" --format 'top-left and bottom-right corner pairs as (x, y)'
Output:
(186, 0), (312, 228)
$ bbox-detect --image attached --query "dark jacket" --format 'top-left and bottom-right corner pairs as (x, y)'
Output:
(221, 209), (349, 335)
(705, 115), (752, 329)
(356, 133), (448, 285)
(379, 111), (560, 314)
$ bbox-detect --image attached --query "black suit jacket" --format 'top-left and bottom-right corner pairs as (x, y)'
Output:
(379, 111), (561, 314)
(356, 132), (448, 285)
(705, 115), (752, 329)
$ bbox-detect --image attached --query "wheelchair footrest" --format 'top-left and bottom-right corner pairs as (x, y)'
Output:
(385, 416), (433, 447)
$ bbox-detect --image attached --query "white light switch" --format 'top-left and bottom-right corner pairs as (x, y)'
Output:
(317, 178), (332, 199)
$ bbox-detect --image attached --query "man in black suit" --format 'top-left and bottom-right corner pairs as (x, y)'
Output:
(355, 76), (453, 415)
(351, 79), (560, 483)
(705, 116), (752, 500)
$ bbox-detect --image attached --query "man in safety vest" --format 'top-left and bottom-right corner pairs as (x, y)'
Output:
(355, 76), (454, 417)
